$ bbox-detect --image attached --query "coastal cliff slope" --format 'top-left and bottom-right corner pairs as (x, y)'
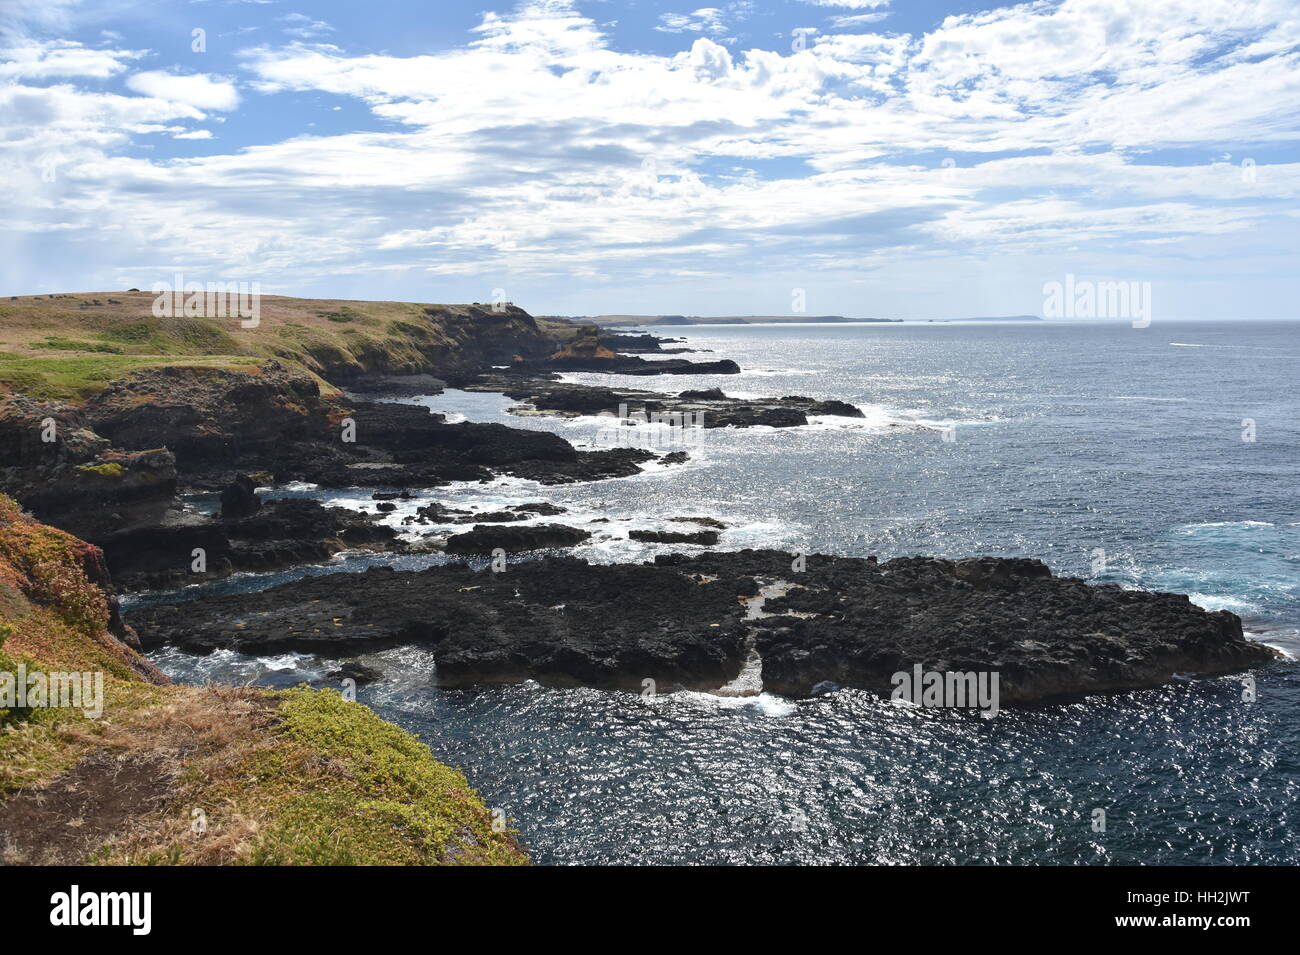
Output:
(0, 495), (527, 865)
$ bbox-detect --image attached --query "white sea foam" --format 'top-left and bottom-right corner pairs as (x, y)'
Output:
(673, 690), (797, 717)
(1187, 593), (1260, 614)
(1181, 521), (1274, 530)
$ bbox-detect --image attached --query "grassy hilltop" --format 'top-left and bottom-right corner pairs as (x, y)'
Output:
(0, 290), (569, 401)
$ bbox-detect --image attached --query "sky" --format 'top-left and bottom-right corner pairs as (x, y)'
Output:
(1, 0), (1297, 319)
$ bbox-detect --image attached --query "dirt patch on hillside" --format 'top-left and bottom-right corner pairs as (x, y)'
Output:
(0, 752), (171, 864)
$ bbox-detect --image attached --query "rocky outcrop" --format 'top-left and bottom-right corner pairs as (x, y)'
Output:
(598, 332), (691, 354)
(220, 474), (261, 519)
(83, 361), (337, 476)
(512, 355), (741, 376)
(99, 498), (404, 591)
(0, 392), (177, 541)
(470, 376), (865, 429)
(60, 363), (665, 496)
(345, 373), (447, 397)
(444, 523), (592, 554)
(125, 550), (1278, 702)
(628, 529), (719, 545)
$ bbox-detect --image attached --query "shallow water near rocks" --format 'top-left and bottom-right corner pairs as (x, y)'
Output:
(149, 320), (1300, 864)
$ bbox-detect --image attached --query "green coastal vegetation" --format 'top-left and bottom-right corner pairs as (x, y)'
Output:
(0, 494), (527, 865)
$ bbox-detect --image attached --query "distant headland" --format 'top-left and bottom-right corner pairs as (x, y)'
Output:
(549, 314), (1043, 327)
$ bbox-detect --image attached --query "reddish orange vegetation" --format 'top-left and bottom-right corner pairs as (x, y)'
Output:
(548, 341), (617, 360)
(0, 495), (163, 682)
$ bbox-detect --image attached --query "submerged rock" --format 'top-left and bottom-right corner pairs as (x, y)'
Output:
(326, 661), (385, 685)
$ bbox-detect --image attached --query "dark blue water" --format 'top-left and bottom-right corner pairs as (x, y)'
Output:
(147, 320), (1300, 864)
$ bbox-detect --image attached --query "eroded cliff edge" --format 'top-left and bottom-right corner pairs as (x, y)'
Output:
(0, 497), (526, 865)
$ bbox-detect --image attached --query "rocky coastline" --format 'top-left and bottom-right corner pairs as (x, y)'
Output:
(0, 297), (1280, 707)
(125, 550), (1277, 703)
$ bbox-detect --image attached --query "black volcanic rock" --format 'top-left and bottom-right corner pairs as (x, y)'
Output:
(629, 529), (719, 545)
(510, 502), (567, 515)
(444, 523), (592, 553)
(327, 661), (385, 684)
(501, 448), (656, 485)
(453, 510), (526, 523)
(470, 375), (862, 430)
(83, 361), (335, 473)
(101, 498), (400, 591)
(670, 516), (727, 529)
(597, 332), (687, 353)
(347, 374), (446, 397)
(0, 392), (178, 539)
(125, 551), (1279, 702)
(804, 399), (864, 418)
(415, 502), (472, 522)
(220, 474), (261, 519)
(515, 355), (740, 376)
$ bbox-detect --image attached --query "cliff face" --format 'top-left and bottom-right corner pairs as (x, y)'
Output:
(0, 496), (527, 866)
(0, 392), (178, 542)
(83, 360), (338, 472)
(0, 295), (575, 537)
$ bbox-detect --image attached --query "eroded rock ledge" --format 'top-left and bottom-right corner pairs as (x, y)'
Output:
(126, 550), (1277, 704)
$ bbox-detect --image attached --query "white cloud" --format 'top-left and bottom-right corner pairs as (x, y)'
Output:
(124, 71), (241, 111)
(827, 13), (890, 28)
(0, 0), (84, 38)
(0, 39), (140, 79)
(657, 9), (727, 35)
(800, 0), (891, 7)
(278, 13), (334, 40)
(1, 0), (1298, 315)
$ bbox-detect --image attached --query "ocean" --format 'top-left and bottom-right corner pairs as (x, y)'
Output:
(144, 319), (1300, 865)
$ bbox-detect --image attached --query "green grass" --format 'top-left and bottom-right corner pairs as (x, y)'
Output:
(0, 354), (265, 401)
(76, 462), (125, 478)
(91, 316), (245, 355)
(33, 337), (124, 354)
(233, 689), (527, 866)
